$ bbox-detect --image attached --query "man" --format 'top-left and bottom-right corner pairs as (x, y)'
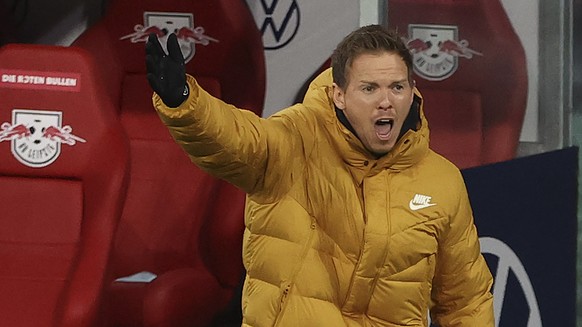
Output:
(146, 24), (494, 326)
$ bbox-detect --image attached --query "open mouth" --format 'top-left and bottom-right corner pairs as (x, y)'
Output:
(374, 118), (393, 140)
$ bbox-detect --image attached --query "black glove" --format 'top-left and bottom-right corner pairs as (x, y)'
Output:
(146, 33), (189, 108)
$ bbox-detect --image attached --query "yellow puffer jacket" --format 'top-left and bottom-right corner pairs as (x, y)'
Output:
(153, 69), (494, 327)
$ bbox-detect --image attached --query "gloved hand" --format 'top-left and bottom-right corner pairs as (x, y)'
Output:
(146, 33), (189, 108)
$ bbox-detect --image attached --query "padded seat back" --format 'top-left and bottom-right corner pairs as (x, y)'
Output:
(0, 43), (129, 327)
(388, 0), (528, 168)
(71, 0), (265, 325)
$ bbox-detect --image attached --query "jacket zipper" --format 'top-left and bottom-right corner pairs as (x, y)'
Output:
(272, 217), (318, 327)
(340, 243), (364, 309)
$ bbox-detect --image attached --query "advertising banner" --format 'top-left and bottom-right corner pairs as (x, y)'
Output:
(462, 147), (578, 326)
(245, 0), (359, 117)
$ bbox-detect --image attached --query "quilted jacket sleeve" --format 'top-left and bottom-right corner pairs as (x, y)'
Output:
(153, 75), (313, 197)
(430, 173), (494, 326)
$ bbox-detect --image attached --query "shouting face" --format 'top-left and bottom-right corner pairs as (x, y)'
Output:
(333, 51), (414, 157)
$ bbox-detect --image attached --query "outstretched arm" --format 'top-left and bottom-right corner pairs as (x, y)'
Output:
(146, 33), (311, 196)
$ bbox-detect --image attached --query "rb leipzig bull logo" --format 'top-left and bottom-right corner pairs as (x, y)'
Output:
(406, 24), (482, 81)
(120, 12), (219, 64)
(0, 109), (85, 168)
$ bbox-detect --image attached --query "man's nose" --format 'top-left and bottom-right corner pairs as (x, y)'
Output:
(378, 90), (392, 110)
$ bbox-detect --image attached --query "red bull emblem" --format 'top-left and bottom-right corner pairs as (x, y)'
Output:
(406, 24), (482, 81)
(0, 109), (86, 168)
(120, 12), (219, 64)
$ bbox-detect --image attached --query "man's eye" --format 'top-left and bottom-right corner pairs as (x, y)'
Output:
(393, 84), (404, 91)
(362, 86), (374, 92)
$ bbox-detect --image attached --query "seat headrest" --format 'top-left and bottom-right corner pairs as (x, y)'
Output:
(0, 44), (124, 176)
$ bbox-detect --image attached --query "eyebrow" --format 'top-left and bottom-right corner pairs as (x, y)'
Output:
(391, 79), (409, 85)
(359, 79), (409, 86)
(359, 80), (379, 86)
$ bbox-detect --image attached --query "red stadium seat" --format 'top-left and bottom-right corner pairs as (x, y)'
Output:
(71, 0), (266, 326)
(387, 0), (528, 168)
(0, 44), (129, 327)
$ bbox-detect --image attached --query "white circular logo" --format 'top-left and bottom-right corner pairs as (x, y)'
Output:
(249, 0), (301, 50)
(480, 237), (542, 326)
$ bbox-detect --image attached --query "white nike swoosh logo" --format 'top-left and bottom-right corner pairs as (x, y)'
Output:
(409, 200), (437, 211)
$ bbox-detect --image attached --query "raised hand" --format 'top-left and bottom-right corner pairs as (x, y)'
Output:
(145, 33), (189, 108)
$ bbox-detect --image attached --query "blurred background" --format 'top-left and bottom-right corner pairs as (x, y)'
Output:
(0, 0), (580, 326)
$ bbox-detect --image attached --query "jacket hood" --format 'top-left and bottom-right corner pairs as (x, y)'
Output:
(302, 68), (430, 175)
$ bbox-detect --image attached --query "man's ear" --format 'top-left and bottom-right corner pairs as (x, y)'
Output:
(332, 83), (346, 110)
(409, 79), (416, 105)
